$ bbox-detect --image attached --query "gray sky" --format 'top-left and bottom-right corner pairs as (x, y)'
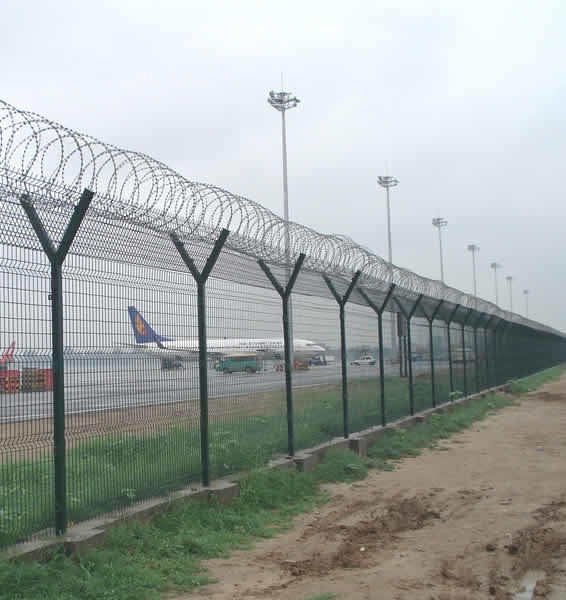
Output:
(3, 0), (566, 330)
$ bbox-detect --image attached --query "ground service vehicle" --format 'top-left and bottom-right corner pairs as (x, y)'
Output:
(216, 353), (262, 374)
(351, 355), (376, 366)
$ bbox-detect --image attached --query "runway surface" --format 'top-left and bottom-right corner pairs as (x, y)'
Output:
(0, 356), (449, 423)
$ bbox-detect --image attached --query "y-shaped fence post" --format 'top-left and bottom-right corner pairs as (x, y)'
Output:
(500, 321), (511, 384)
(461, 309), (474, 398)
(358, 283), (396, 427)
(20, 189), (94, 536)
(258, 254), (306, 457)
(483, 315), (494, 388)
(323, 271), (361, 439)
(421, 299), (444, 408)
(445, 304), (460, 396)
(171, 228), (229, 487)
(472, 313), (485, 393)
(394, 294), (424, 416)
(493, 319), (503, 387)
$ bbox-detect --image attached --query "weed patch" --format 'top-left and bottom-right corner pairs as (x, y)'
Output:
(507, 364), (566, 395)
(313, 449), (368, 484)
(0, 451), (359, 600)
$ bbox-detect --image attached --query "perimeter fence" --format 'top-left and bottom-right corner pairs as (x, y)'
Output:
(1, 100), (565, 547)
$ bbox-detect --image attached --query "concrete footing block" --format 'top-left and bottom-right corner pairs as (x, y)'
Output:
(397, 415), (418, 430)
(348, 436), (368, 457)
(293, 451), (319, 473)
(357, 425), (389, 445)
(268, 457), (295, 470)
(208, 480), (239, 504)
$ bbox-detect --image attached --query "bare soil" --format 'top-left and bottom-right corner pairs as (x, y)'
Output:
(177, 376), (566, 600)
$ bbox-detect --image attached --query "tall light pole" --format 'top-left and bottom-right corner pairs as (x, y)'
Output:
(432, 218), (448, 282)
(268, 88), (300, 362)
(490, 262), (501, 306)
(268, 89), (300, 275)
(377, 175), (399, 357)
(467, 244), (480, 296)
(523, 289), (529, 318)
(506, 275), (514, 312)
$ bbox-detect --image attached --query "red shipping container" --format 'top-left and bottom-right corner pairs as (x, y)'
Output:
(0, 369), (19, 380)
(0, 370), (20, 393)
(42, 368), (53, 391)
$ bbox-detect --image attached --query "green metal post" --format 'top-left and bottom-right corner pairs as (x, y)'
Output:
(424, 300), (444, 408)
(20, 189), (94, 536)
(394, 295), (423, 416)
(500, 322), (511, 384)
(258, 255), (306, 457)
(446, 304), (460, 397)
(171, 228), (230, 487)
(358, 284), (396, 427)
(377, 312), (385, 422)
(493, 320), (501, 386)
(483, 315), (493, 388)
(324, 271), (361, 439)
(461, 309), (474, 398)
(196, 280), (209, 482)
(473, 314), (483, 392)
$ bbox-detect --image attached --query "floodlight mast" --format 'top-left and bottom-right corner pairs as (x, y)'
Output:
(523, 289), (530, 318)
(490, 262), (502, 306)
(377, 175), (399, 358)
(467, 244), (480, 296)
(506, 275), (515, 312)
(432, 217), (448, 283)
(267, 88), (300, 364)
(267, 90), (300, 278)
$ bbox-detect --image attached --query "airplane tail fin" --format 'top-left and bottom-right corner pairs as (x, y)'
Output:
(0, 341), (15, 364)
(127, 307), (172, 344)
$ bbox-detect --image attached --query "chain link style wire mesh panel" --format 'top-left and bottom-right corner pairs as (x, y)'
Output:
(1, 99), (566, 546)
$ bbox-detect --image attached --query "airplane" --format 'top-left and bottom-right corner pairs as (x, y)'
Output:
(0, 341), (15, 367)
(127, 306), (326, 367)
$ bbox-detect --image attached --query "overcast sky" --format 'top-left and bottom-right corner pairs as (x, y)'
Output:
(3, 0), (565, 330)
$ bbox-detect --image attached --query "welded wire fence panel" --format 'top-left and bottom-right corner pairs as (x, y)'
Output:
(431, 320), (450, 405)
(206, 276), (288, 477)
(2, 98), (566, 548)
(345, 303), (381, 433)
(291, 294), (343, 449)
(382, 308), (410, 423)
(62, 255), (202, 524)
(411, 317), (432, 414)
(0, 246), (54, 546)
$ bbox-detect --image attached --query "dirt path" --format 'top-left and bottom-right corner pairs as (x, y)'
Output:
(172, 376), (566, 600)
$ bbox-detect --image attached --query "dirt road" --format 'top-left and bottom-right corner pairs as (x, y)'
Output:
(178, 376), (566, 599)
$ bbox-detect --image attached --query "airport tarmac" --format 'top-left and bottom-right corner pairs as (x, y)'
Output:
(0, 357), (450, 424)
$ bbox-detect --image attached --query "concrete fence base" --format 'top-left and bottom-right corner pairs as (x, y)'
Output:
(5, 385), (505, 561)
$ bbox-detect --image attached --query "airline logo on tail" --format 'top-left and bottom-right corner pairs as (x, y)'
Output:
(0, 342), (15, 365)
(135, 314), (147, 337)
(127, 307), (172, 345)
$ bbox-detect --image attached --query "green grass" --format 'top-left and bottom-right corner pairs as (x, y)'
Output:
(506, 364), (566, 394)
(301, 595), (338, 600)
(366, 393), (515, 470)
(0, 451), (362, 600)
(1, 363), (561, 546)
(312, 448), (368, 484)
(0, 372), (542, 600)
(1, 375), (421, 547)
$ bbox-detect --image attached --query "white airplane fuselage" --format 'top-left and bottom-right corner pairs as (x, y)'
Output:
(135, 337), (325, 360)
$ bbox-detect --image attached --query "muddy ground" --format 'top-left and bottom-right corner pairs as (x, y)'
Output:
(177, 376), (566, 599)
